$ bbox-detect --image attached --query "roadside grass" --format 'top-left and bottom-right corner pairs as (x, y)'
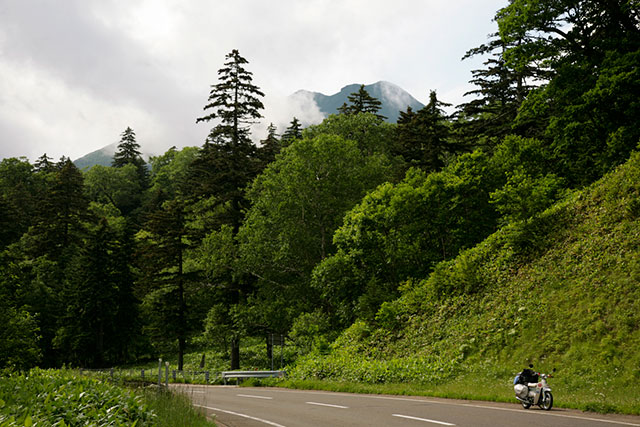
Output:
(250, 367), (640, 415)
(0, 368), (214, 426)
(142, 388), (214, 427)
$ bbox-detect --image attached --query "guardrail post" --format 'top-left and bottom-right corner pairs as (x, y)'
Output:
(165, 362), (169, 387)
(110, 368), (114, 381)
(205, 371), (209, 384)
(158, 359), (162, 386)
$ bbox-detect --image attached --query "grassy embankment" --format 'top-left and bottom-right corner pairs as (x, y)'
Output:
(284, 150), (640, 414)
(0, 368), (213, 426)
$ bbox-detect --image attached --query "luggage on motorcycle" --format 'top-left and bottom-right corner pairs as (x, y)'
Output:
(514, 384), (528, 398)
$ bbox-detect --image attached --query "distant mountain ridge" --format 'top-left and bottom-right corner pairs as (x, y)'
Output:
(293, 81), (424, 123)
(74, 81), (423, 169)
(73, 143), (116, 170)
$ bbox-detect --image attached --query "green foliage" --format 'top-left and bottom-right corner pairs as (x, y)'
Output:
(141, 388), (213, 427)
(294, 151), (640, 413)
(53, 218), (138, 368)
(313, 150), (500, 324)
(148, 146), (200, 199)
(84, 164), (144, 217)
(395, 91), (455, 172)
(489, 135), (566, 224)
(289, 310), (332, 356)
(112, 127), (149, 190)
(490, 168), (565, 224)
(238, 132), (396, 333)
(0, 369), (156, 426)
(495, 0), (640, 186)
(281, 117), (303, 146)
(0, 307), (41, 371)
(303, 112), (398, 160)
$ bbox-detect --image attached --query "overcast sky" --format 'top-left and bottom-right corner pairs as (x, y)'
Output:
(0, 0), (507, 162)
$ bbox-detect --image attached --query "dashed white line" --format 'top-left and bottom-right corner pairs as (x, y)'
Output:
(306, 401), (349, 409)
(237, 393), (274, 400)
(462, 404), (640, 426)
(393, 414), (455, 425)
(194, 404), (286, 427)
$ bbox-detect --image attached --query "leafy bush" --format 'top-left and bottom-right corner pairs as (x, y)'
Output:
(0, 369), (155, 426)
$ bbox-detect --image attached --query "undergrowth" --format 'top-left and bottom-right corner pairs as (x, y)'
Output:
(0, 369), (213, 426)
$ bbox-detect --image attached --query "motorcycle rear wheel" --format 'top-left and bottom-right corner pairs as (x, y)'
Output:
(539, 391), (553, 411)
(521, 401), (531, 409)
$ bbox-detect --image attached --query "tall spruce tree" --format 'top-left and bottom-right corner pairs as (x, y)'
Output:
(192, 49), (266, 369)
(337, 84), (386, 120)
(196, 49), (265, 148)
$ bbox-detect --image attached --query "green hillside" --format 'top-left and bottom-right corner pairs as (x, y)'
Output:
(290, 151), (640, 413)
(73, 143), (116, 170)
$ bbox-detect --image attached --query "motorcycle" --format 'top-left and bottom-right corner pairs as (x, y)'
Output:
(513, 368), (555, 410)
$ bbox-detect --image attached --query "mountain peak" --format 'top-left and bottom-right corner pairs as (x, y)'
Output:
(296, 81), (424, 123)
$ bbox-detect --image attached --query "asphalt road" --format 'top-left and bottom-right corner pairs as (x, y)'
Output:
(173, 384), (640, 427)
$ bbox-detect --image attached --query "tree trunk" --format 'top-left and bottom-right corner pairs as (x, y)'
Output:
(231, 336), (240, 370)
(267, 334), (273, 370)
(178, 336), (185, 371)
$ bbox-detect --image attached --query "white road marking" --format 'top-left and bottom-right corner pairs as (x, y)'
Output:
(186, 386), (640, 426)
(463, 404), (640, 426)
(393, 414), (455, 425)
(194, 404), (286, 427)
(306, 401), (349, 409)
(237, 393), (274, 400)
(262, 388), (640, 426)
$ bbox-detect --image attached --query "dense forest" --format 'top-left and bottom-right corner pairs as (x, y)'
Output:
(1, 0), (639, 376)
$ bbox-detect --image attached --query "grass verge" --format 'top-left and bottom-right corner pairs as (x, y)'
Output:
(0, 368), (214, 426)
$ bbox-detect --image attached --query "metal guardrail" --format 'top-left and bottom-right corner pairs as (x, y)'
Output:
(78, 363), (214, 387)
(221, 370), (286, 385)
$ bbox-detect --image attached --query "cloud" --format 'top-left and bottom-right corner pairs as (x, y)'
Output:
(0, 0), (507, 161)
(251, 91), (325, 143)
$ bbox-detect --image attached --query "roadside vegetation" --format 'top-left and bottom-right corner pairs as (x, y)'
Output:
(0, 369), (213, 426)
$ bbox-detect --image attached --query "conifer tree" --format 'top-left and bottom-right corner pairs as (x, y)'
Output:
(396, 91), (455, 172)
(112, 127), (149, 189)
(191, 49), (266, 230)
(281, 117), (303, 146)
(192, 49), (265, 369)
(34, 153), (55, 173)
(138, 198), (193, 371)
(258, 123), (281, 167)
(196, 49), (265, 148)
(55, 219), (137, 367)
(455, 35), (539, 148)
(337, 84), (386, 120)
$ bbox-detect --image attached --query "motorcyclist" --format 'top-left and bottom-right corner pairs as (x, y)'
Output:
(519, 364), (538, 384)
